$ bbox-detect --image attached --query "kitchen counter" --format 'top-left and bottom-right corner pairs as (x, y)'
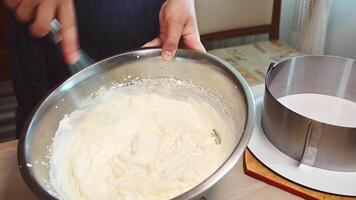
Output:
(0, 84), (301, 200)
(0, 140), (37, 200)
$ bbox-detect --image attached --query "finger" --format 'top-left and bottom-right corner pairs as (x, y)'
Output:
(3, 0), (21, 10)
(58, 0), (79, 64)
(142, 37), (163, 48)
(162, 22), (183, 61)
(183, 34), (206, 52)
(158, 1), (166, 22)
(15, 0), (37, 22)
(29, 1), (56, 37)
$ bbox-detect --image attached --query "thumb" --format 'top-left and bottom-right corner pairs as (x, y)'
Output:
(162, 22), (183, 61)
(183, 34), (206, 52)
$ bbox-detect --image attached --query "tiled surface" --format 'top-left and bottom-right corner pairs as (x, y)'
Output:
(209, 40), (303, 86)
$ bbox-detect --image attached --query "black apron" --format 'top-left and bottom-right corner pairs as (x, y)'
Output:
(11, 0), (165, 137)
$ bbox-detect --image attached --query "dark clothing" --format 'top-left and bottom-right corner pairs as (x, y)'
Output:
(11, 0), (164, 137)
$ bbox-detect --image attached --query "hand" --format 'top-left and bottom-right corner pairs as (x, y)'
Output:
(3, 0), (79, 64)
(143, 0), (206, 61)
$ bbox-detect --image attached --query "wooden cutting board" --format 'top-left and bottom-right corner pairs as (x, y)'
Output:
(243, 149), (356, 200)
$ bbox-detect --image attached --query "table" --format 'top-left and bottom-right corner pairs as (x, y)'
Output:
(0, 140), (37, 200)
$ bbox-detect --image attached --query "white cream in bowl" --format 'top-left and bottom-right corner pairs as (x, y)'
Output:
(49, 78), (236, 200)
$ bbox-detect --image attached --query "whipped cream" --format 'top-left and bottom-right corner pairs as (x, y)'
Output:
(50, 79), (235, 200)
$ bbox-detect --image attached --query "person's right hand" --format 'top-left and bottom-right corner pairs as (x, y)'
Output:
(2, 0), (80, 64)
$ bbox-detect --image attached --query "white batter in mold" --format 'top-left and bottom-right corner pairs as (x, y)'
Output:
(49, 78), (236, 200)
(278, 93), (356, 127)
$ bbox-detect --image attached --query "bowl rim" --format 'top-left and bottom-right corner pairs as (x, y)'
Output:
(18, 48), (256, 200)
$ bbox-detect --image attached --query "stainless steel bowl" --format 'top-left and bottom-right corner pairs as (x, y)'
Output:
(18, 48), (255, 199)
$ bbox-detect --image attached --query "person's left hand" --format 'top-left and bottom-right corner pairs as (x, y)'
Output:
(143, 0), (205, 61)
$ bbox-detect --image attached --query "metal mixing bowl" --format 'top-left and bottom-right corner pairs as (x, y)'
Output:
(18, 48), (255, 199)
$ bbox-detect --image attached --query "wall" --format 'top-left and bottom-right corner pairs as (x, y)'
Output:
(324, 0), (356, 58)
(279, 0), (296, 45)
(280, 0), (356, 59)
